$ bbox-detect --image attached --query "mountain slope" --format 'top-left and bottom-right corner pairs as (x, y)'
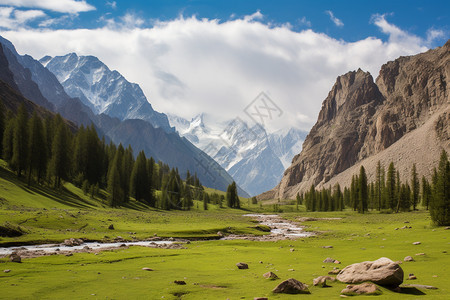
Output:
(41, 53), (171, 132)
(0, 36), (248, 196)
(262, 40), (450, 200)
(168, 114), (307, 196)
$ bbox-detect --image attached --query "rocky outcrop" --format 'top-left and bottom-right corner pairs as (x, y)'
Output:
(262, 40), (449, 200)
(336, 257), (404, 286)
(272, 278), (310, 294)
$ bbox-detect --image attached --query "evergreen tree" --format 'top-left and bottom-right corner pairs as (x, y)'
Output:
(2, 112), (14, 161)
(130, 151), (149, 203)
(0, 99), (4, 156)
(48, 116), (71, 188)
(422, 176), (431, 210)
(411, 163), (420, 210)
(386, 162), (396, 210)
(226, 181), (240, 208)
(358, 166), (368, 213)
(121, 145), (134, 203)
(27, 112), (46, 185)
(203, 193), (208, 210)
(430, 150), (450, 225)
(375, 161), (383, 210)
(11, 104), (28, 177)
(107, 152), (123, 207)
(183, 184), (193, 210)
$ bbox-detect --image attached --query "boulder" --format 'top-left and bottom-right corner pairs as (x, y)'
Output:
(174, 280), (186, 285)
(313, 275), (335, 287)
(108, 224), (114, 230)
(9, 253), (21, 263)
(4, 269), (11, 273)
(63, 238), (83, 247)
(323, 257), (337, 263)
(341, 282), (382, 295)
(404, 256), (414, 262)
(336, 257), (403, 286)
(263, 272), (279, 280)
(272, 278), (310, 294)
(236, 262), (249, 269)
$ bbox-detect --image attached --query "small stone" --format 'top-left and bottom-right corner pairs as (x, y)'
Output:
(415, 253), (425, 256)
(65, 253), (73, 257)
(322, 246), (333, 249)
(341, 282), (382, 295)
(408, 275), (417, 280)
(142, 268), (153, 271)
(217, 231), (224, 237)
(323, 257), (336, 263)
(404, 256), (414, 262)
(272, 278), (310, 294)
(328, 269), (340, 275)
(444, 227), (450, 230)
(288, 269), (295, 271)
(432, 275), (438, 278)
(236, 262), (248, 269)
(9, 253), (21, 263)
(313, 275), (335, 287)
(259, 261), (263, 264)
(412, 242), (421, 245)
(263, 271), (278, 280)
(254, 298), (268, 300)
(290, 248), (295, 252)
(4, 269), (11, 273)
(334, 260), (341, 264)
(174, 280), (186, 285)
(108, 224), (114, 230)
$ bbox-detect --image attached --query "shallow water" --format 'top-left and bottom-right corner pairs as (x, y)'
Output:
(0, 240), (174, 256)
(242, 214), (312, 238)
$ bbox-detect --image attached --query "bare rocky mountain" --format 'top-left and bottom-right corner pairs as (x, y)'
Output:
(261, 40), (450, 200)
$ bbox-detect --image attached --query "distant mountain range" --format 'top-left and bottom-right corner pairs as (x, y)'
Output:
(261, 40), (450, 200)
(0, 35), (249, 197)
(168, 113), (307, 196)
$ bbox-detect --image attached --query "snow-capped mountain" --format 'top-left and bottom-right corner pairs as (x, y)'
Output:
(168, 114), (307, 196)
(41, 53), (171, 131)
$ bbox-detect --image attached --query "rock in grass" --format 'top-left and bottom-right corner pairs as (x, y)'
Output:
(174, 280), (186, 285)
(412, 242), (421, 245)
(336, 257), (403, 286)
(64, 238), (83, 247)
(401, 284), (438, 290)
(4, 269), (11, 273)
(323, 257), (337, 263)
(313, 275), (335, 287)
(341, 282), (382, 296)
(408, 274), (417, 280)
(142, 267), (153, 271)
(236, 262), (249, 269)
(108, 224), (114, 230)
(328, 269), (341, 275)
(263, 271), (279, 280)
(254, 298), (268, 300)
(272, 278), (310, 294)
(322, 245), (333, 249)
(9, 253), (21, 263)
(404, 256), (414, 262)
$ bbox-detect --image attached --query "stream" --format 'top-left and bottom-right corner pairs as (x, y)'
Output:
(0, 214), (312, 257)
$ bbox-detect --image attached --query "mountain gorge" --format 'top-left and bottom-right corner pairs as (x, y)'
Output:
(262, 40), (450, 200)
(168, 114), (307, 195)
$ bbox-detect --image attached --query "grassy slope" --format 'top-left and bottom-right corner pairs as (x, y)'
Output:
(1, 161), (449, 299)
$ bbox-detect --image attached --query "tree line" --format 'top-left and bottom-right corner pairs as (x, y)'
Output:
(0, 102), (241, 210)
(297, 151), (449, 225)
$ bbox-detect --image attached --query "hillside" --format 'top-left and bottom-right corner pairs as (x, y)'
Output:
(261, 40), (450, 200)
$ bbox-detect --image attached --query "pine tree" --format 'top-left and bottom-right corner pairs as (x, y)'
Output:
(358, 166), (368, 213)
(430, 150), (450, 225)
(422, 176), (431, 210)
(226, 181), (239, 208)
(411, 163), (419, 210)
(27, 112), (46, 185)
(375, 161), (383, 210)
(11, 104), (28, 177)
(48, 116), (71, 188)
(130, 151), (150, 204)
(107, 152), (122, 207)
(386, 162), (396, 210)
(0, 99), (4, 157)
(2, 112), (14, 161)
(203, 193), (208, 210)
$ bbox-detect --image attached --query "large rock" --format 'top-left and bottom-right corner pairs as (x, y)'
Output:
(263, 271), (279, 280)
(336, 257), (403, 286)
(341, 282), (382, 296)
(272, 278), (310, 294)
(313, 275), (335, 287)
(236, 262), (248, 269)
(9, 253), (21, 263)
(63, 238), (83, 247)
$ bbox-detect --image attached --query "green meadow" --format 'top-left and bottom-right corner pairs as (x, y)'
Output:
(1, 162), (449, 299)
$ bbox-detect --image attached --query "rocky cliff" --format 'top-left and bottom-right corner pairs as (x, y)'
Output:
(262, 40), (450, 200)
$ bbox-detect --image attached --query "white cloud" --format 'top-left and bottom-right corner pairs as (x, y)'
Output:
(106, 1), (116, 10)
(426, 28), (446, 45)
(0, 14), (436, 132)
(298, 16), (311, 27)
(0, 6), (46, 29)
(325, 10), (344, 27)
(244, 10), (263, 22)
(0, 0), (95, 14)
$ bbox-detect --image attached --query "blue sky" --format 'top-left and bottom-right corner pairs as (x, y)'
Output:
(0, 0), (448, 131)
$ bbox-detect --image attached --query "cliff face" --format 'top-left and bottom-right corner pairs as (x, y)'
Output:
(262, 40), (450, 200)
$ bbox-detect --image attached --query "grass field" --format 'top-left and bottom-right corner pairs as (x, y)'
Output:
(1, 162), (449, 299)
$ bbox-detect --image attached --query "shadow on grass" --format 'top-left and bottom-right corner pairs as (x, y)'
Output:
(386, 286), (426, 296)
(0, 166), (96, 209)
